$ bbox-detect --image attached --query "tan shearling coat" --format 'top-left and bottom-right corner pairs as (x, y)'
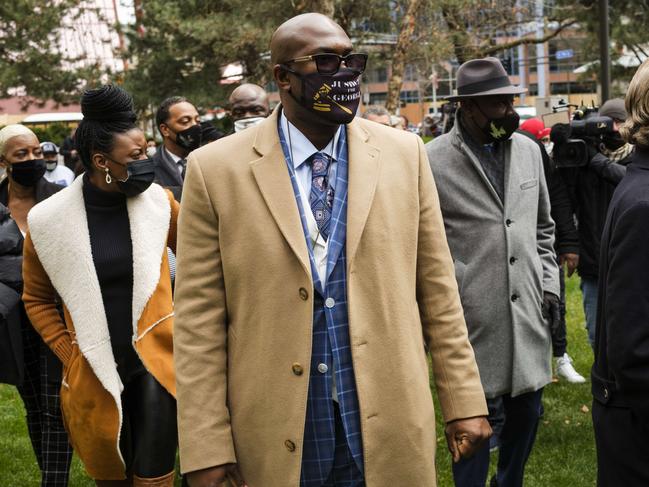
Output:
(174, 108), (488, 486)
(22, 178), (179, 480)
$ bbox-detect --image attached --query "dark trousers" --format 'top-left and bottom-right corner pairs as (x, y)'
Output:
(16, 321), (72, 487)
(118, 371), (177, 478)
(452, 389), (543, 487)
(593, 400), (649, 486)
(552, 258), (567, 357)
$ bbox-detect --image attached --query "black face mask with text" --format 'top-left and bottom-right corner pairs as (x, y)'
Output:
(289, 68), (361, 125)
(173, 124), (202, 152)
(10, 159), (46, 187)
(475, 104), (520, 143)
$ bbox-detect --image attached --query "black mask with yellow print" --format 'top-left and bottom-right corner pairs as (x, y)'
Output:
(288, 67), (361, 125)
(476, 105), (520, 143)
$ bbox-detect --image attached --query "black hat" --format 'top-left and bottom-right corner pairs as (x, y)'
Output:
(446, 57), (527, 101)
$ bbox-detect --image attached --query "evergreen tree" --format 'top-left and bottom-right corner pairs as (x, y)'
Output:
(0, 1), (97, 106)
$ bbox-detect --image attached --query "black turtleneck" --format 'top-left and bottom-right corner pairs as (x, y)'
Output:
(83, 175), (144, 384)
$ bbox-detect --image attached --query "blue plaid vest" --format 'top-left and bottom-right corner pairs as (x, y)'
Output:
(278, 119), (364, 486)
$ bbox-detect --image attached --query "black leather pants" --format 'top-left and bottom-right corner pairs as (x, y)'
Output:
(119, 371), (177, 478)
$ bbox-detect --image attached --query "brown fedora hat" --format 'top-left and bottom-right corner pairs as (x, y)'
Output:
(445, 57), (527, 101)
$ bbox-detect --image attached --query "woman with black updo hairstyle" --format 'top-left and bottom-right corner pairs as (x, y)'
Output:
(22, 85), (180, 486)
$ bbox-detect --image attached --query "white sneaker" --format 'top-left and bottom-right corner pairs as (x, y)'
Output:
(556, 353), (586, 383)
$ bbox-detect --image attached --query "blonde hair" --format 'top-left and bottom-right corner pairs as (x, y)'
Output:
(0, 124), (36, 157)
(621, 59), (649, 147)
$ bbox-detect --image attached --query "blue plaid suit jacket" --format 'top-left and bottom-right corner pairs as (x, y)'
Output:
(279, 121), (364, 486)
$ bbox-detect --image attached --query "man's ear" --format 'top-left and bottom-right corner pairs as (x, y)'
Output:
(274, 65), (291, 92)
(159, 123), (171, 139)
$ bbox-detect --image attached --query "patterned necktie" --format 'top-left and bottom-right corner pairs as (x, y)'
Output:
(308, 152), (334, 241)
(179, 158), (187, 180)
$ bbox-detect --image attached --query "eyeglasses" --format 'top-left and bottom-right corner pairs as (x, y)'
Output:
(282, 52), (368, 75)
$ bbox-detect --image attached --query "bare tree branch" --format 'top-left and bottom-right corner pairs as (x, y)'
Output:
(480, 18), (578, 56)
(385, 0), (424, 112)
(633, 43), (648, 58)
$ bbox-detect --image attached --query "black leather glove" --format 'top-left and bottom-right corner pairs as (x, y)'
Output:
(542, 292), (561, 334)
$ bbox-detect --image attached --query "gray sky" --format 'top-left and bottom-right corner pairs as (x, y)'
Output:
(117, 0), (135, 25)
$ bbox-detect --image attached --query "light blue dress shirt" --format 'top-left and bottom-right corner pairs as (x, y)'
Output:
(279, 111), (342, 200)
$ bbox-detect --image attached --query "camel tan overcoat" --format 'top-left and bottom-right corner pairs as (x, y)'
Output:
(174, 108), (488, 486)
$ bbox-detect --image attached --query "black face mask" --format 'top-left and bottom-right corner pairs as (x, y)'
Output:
(475, 104), (520, 143)
(10, 159), (46, 187)
(288, 67), (362, 125)
(113, 158), (156, 197)
(602, 132), (625, 151)
(173, 124), (202, 152)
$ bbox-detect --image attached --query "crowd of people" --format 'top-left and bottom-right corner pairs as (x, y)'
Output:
(0, 11), (647, 487)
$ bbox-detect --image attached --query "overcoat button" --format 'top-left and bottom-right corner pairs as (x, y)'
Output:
(506, 219), (512, 227)
(285, 440), (296, 452)
(292, 363), (303, 376)
(509, 257), (517, 265)
(511, 294), (519, 302)
(299, 288), (309, 300)
(604, 388), (609, 399)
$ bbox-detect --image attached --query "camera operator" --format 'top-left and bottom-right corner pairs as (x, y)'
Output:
(588, 99), (634, 184)
(555, 99), (633, 348)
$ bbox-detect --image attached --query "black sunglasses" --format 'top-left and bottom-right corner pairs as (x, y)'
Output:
(282, 52), (368, 75)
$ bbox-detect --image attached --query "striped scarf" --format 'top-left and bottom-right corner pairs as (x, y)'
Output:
(602, 142), (634, 163)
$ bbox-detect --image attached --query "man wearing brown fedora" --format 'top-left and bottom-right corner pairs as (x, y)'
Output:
(426, 57), (560, 487)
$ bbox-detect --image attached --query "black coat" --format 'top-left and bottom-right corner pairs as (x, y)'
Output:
(152, 146), (184, 201)
(517, 131), (579, 255)
(592, 147), (649, 424)
(0, 203), (25, 385)
(559, 151), (633, 279)
(0, 177), (63, 385)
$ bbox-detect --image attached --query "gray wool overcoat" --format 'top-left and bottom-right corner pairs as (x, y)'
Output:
(426, 122), (560, 398)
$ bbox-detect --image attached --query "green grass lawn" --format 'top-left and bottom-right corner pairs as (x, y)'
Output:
(432, 274), (596, 486)
(0, 274), (595, 486)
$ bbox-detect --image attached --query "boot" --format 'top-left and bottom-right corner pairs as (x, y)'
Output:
(133, 471), (175, 487)
(95, 479), (132, 487)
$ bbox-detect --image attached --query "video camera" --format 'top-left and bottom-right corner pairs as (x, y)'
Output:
(550, 100), (615, 167)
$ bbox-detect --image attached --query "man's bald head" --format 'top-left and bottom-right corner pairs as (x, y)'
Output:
(229, 84), (268, 106)
(270, 13), (349, 65)
(270, 13), (356, 141)
(229, 83), (270, 121)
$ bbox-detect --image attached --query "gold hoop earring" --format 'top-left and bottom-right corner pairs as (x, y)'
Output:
(105, 167), (112, 184)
